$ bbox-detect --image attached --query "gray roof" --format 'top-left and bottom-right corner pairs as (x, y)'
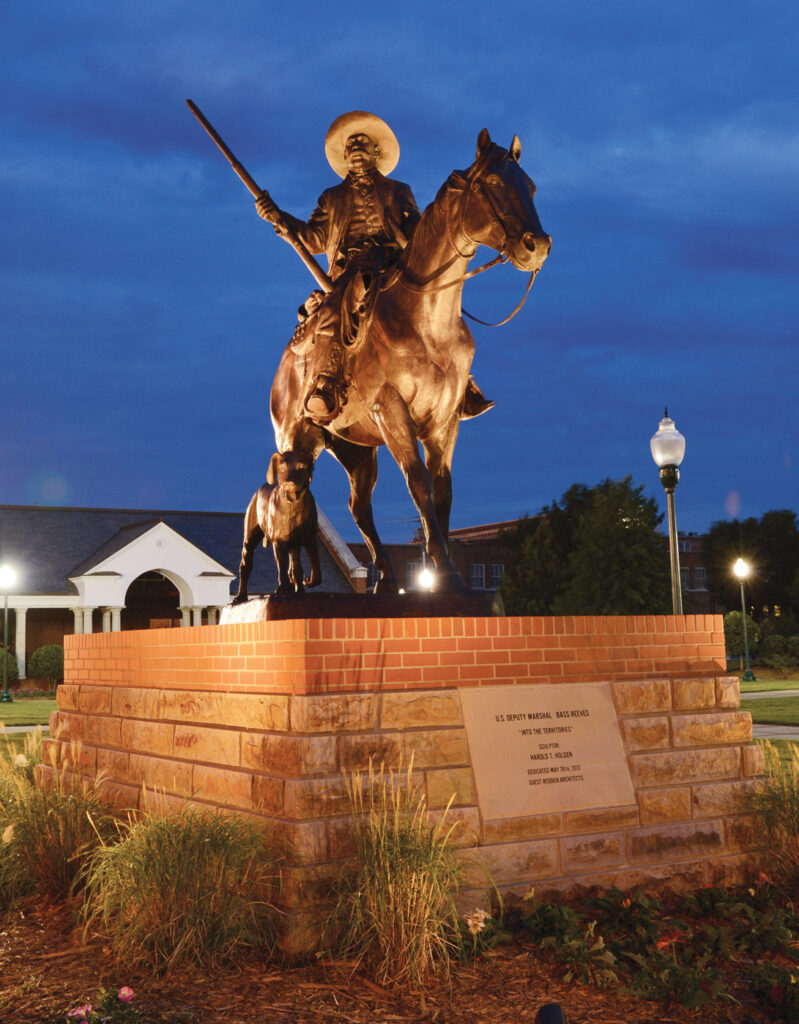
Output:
(0, 505), (355, 597)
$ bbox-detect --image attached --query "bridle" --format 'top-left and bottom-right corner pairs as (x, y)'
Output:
(396, 148), (539, 326)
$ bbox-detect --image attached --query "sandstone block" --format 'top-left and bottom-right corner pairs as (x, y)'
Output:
(97, 747), (131, 780)
(708, 853), (761, 888)
(725, 814), (764, 854)
(628, 820), (724, 864)
(631, 747), (740, 787)
(173, 724), (239, 766)
(742, 745), (766, 777)
(56, 685), (79, 711)
(40, 738), (61, 769)
(290, 693), (378, 733)
(121, 719), (174, 758)
(83, 715), (122, 747)
(429, 805), (481, 847)
(380, 691), (463, 729)
(280, 863), (339, 908)
(671, 711), (751, 747)
(692, 780), (758, 818)
(621, 717), (670, 752)
(637, 787), (692, 825)
(715, 676), (740, 708)
(49, 711), (80, 742)
(404, 728), (470, 768)
(284, 777), (351, 818)
(338, 732), (403, 771)
(193, 765), (254, 809)
(426, 767), (477, 808)
(328, 816), (358, 862)
(466, 838), (559, 885)
(561, 834), (624, 873)
(60, 743), (97, 774)
(252, 775), (284, 815)
(612, 680), (671, 714)
(565, 805), (639, 833)
(482, 812), (563, 844)
(129, 753), (194, 797)
(77, 687), (112, 715)
(111, 687), (159, 719)
(95, 778), (141, 811)
(270, 820), (328, 864)
(241, 734), (336, 776)
(158, 690), (290, 731)
(672, 678), (715, 710)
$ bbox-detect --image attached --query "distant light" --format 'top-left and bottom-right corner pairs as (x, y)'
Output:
(398, 588), (406, 595)
(0, 565), (16, 590)
(419, 567), (434, 591)
(733, 558), (750, 580)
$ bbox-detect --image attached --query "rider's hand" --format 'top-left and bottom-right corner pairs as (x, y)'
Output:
(255, 191), (281, 225)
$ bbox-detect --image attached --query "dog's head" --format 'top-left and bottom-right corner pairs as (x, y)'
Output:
(267, 450), (314, 500)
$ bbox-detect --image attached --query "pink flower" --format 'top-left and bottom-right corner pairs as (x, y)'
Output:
(621, 898), (631, 908)
(68, 1005), (93, 1019)
(118, 986), (135, 1002)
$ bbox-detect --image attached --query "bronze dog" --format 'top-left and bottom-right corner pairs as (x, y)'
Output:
(233, 451), (321, 601)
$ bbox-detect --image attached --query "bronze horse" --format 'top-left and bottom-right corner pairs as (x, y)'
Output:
(270, 129), (551, 593)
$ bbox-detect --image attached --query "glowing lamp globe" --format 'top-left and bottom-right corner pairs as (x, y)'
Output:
(733, 558), (750, 581)
(0, 565), (16, 590)
(650, 410), (686, 469)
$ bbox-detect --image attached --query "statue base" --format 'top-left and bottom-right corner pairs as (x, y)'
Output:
(219, 589), (503, 623)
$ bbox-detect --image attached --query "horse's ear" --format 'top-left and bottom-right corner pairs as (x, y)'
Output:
(267, 452), (281, 485)
(510, 134), (522, 161)
(476, 128), (491, 157)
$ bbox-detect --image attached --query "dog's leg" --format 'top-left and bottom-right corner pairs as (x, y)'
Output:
(272, 540), (294, 596)
(289, 547), (305, 594)
(232, 493), (263, 604)
(303, 535), (322, 588)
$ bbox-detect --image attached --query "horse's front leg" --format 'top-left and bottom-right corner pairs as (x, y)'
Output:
(421, 416), (460, 547)
(325, 436), (398, 593)
(372, 384), (465, 592)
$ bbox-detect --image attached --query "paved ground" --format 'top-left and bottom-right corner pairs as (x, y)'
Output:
(741, 688), (799, 700)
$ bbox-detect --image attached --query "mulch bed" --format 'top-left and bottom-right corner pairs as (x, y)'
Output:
(0, 900), (775, 1024)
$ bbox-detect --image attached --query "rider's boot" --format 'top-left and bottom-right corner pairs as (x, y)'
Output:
(460, 375), (495, 419)
(304, 340), (345, 421)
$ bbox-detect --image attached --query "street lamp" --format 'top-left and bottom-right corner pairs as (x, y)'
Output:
(650, 408), (686, 614)
(733, 557), (756, 682)
(0, 564), (16, 704)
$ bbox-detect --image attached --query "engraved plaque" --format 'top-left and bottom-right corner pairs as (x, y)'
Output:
(460, 683), (634, 818)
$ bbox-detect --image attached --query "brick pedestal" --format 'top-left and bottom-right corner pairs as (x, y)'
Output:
(42, 614), (762, 952)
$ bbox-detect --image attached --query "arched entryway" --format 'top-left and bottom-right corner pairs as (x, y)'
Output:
(122, 572), (181, 630)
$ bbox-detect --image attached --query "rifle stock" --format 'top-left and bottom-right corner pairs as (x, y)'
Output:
(186, 99), (332, 293)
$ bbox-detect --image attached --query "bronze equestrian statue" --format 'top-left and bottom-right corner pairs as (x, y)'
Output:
(268, 121), (550, 593)
(188, 104), (550, 596)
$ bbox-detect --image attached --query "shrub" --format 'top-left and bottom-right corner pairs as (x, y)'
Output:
(82, 804), (282, 972)
(743, 742), (799, 894)
(0, 648), (18, 685)
(27, 644), (63, 689)
(328, 760), (466, 989)
(0, 743), (117, 904)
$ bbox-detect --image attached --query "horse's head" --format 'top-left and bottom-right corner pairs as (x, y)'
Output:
(453, 129), (551, 273)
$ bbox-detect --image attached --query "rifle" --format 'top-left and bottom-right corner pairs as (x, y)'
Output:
(186, 99), (333, 293)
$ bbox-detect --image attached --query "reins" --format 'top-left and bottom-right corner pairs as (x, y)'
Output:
(393, 153), (539, 326)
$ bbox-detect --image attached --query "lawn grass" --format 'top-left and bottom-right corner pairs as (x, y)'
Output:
(755, 737), (799, 765)
(0, 699), (57, 727)
(0, 730), (48, 756)
(748, 697), (799, 727)
(741, 678), (799, 693)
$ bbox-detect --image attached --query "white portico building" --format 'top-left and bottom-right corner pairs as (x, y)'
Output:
(0, 505), (365, 679)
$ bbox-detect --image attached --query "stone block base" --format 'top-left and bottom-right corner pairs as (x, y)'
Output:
(42, 613), (762, 951)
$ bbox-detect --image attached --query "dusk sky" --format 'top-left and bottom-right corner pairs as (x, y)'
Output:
(3, 1), (797, 544)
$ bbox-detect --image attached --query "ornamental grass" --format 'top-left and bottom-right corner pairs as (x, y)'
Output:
(329, 759), (466, 989)
(744, 740), (799, 893)
(81, 802), (283, 972)
(0, 736), (117, 904)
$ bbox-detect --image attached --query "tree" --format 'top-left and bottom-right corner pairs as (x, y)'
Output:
(28, 644), (64, 691)
(704, 510), (799, 623)
(501, 476), (671, 615)
(723, 610), (761, 669)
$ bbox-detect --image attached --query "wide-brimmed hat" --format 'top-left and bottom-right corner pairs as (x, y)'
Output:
(324, 111), (399, 177)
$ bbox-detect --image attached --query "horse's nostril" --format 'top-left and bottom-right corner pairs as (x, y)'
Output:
(522, 232), (536, 252)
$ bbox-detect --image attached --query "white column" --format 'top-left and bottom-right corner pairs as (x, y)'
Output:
(206, 607), (217, 626)
(180, 607), (191, 627)
(82, 608), (94, 634)
(110, 607), (122, 632)
(14, 608), (27, 679)
(191, 606), (203, 626)
(73, 609), (84, 635)
(102, 609), (111, 633)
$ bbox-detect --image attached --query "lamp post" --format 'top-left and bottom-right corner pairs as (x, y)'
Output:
(0, 564), (16, 704)
(733, 557), (756, 682)
(650, 409), (686, 615)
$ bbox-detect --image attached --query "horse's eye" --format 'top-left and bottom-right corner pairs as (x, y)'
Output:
(485, 175), (502, 187)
